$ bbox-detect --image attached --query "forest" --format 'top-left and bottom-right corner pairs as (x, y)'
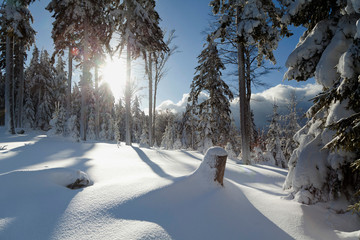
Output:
(0, 0), (360, 239)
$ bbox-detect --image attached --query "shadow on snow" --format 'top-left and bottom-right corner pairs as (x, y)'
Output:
(108, 172), (293, 240)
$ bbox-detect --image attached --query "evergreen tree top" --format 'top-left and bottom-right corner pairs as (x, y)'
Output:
(0, 0), (36, 47)
(209, 0), (291, 64)
(46, 0), (113, 60)
(190, 39), (233, 110)
(113, 0), (168, 59)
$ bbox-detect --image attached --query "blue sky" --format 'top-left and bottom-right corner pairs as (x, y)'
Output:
(28, 0), (316, 119)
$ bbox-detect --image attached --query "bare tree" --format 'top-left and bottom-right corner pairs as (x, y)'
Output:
(152, 30), (178, 139)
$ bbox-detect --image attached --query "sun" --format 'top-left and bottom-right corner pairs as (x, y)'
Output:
(101, 56), (126, 100)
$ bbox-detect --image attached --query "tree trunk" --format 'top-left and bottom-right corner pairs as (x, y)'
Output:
(17, 40), (24, 128)
(80, 20), (89, 141)
(152, 75), (158, 144)
(67, 46), (73, 119)
(191, 109), (195, 150)
(125, 41), (132, 146)
(214, 155), (227, 186)
(5, 35), (15, 134)
(200, 147), (228, 186)
(236, 7), (250, 164)
(148, 53), (153, 147)
(245, 49), (252, 151)
(11, 39), (16, 133)
(95, 63), (100, 140)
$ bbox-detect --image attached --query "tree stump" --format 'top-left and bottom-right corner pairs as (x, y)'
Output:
(214, 155), (227, 186)
(66, 178), (91, 189)
(198, 146), (228, 186)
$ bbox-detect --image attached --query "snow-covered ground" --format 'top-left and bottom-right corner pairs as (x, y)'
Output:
(0, 129), (359, 240)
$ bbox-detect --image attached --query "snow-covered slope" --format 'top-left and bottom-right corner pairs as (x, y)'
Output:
(0, 130), (359, 240)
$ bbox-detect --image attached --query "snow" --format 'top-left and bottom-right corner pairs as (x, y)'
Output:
(195, 146), (228, 184)
(284, 18), (337, 82)
(356, 19), (360, 39)
(0, 129), (359, 239)
(315, 29), (352, 88)
(345, 0), (360, 14)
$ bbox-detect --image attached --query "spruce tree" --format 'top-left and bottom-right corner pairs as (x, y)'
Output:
(114, 99), (126, 142)
(53, 56), (67, 107)
(98, 82), (115, 140)
(266, 103), (286, 168)
(87, 108), (96, 140)
(68, 114), (80, 142)
(189, 39), (233, 148)
(36, 50), (56, 130)
(1, 0), (36, 133)
(283, 0), (360, 205)
(282, 92), (300, 162)
(132, 96), (143, 143)
(139, 122), (149, 148)
(47, 0), (113, 129)
(161, 119), (176, 150)
(210, 0), (289, 164)
(23, 46), (39, 128)
(48, 103), (66, 136)
(112, 0), (168, 146)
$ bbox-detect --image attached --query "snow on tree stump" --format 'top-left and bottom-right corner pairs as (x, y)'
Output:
(65, 170), (92, 190)
(66, 178), (91, 189)
(197, 146), (228, 186)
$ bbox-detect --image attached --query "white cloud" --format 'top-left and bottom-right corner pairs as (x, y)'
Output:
(155, 83), (322, 129)
(243, 83), (322, 128)
(156, 92), (209, 113)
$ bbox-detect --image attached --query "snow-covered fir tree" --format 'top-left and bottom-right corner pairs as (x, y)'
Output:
(23, 46), (39, 128)
(139, 124), (149, 148)
(106, 113), (115, 141)
(71, 83), (81, 118)
(114, 99), (126, 142)
(225, 142), (237, 160)
(210, 0), (290, 164)
(48, 103), (66, 136)
(87, 108), (96, 141)
(67, 114), (80, 142)
(173, 135), (182, 150)
(132, 96), (143, 143)
(154, 109), (174, 148)
(282, 92), (301, 163)
(53, 56), (67, 107)
(36, 50), (56, 130)
(161, 119), (175, 150)
(282, 0), (360, 205)
(0, 0), (36, 133)
(47, 0), (113, 138)
(24, 48), (56, 130)
(266, 103), (286, 168)
(179, 105), (196, 150)
(68, 83), (81, 137)
(228, 116), (241, 156)
(99, 122), (107, 141)
(98, 82), (115, 141)
(112, 0), (168, 146)
(188, 38), (233, 148)
(196, 109), (213, 154)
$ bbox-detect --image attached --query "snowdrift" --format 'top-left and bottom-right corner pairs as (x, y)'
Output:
(0, 130), (359, 239)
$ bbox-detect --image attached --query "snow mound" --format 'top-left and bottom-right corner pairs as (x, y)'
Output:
(194, 146), (227, 185)
(1, 132), (359, 239)
(0, 168), (93, 189)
